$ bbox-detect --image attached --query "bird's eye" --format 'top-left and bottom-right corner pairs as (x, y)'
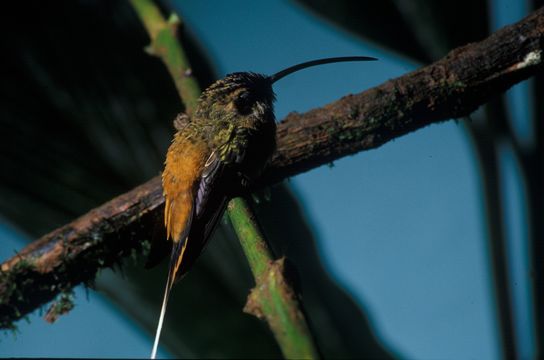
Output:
(234, 92), (253, 114)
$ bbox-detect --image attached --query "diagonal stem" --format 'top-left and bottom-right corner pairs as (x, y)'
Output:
(228, 197), (318, 359)
(466, 115), (518, 359)
(129, 0), (201, 114)
(1, 4), (543, 331)
(130, 0), (318, 357)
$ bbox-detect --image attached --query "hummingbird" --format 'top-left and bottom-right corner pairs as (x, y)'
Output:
(151, 56), (376, 358)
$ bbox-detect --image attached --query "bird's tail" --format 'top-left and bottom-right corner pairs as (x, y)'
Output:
(151, 236), (190, 359)
(150, 265), (174, 359)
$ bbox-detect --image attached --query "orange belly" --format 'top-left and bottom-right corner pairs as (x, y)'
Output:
(162, 133), (208, 243)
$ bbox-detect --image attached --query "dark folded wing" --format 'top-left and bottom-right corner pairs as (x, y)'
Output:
(173, 150), (231, 279)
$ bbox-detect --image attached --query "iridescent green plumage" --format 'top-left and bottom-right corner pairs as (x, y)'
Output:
(152, 73), (277, 359)
(151, 56), (377, 359)
(162, 72), (277, 280)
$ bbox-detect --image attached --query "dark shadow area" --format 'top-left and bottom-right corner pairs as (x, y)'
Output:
(7, 0), (539, 358)
(295, 0), (488, 63)
(0, 1), (393, 358)
(0, 0), (213, 235)
(0, 1), (282, 357)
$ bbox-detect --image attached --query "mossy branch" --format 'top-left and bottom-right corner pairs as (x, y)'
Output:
(131, 0), (318, 356)
(1, 5), (543, 331)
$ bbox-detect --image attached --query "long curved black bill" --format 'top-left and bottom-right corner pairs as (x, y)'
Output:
(270, 56), (377, 83)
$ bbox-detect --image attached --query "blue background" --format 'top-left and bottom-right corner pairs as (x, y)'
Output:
(0, 0), (534, 358)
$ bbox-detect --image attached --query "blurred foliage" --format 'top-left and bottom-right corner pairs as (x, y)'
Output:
(0, 0), (392, 357)
(295, 0), (544, 358)
(2, 0), (542, 358)
(0, 0), (215, 235)
(295, 0), (488, 62)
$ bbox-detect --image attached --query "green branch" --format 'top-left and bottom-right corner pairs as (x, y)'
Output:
(129, 0), (318, 358)
(129, 0), (200, 114)
(228, 198), (318, 359)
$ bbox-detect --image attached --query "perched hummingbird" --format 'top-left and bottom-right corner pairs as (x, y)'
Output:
(151, 56), (376, 358)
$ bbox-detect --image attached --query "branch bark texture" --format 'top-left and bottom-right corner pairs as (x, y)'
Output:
(1, 7), (543, 328)
(264, 7), (543, 183)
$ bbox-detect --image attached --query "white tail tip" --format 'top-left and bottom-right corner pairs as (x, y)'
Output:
(150, 277), (172, 359)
